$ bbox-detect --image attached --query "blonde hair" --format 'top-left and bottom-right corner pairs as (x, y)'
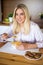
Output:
(12, 4), (30, 34)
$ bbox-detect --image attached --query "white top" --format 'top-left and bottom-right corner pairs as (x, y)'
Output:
(5, 21), (43, 48)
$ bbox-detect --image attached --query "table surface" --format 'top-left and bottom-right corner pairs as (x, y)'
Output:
(0, 52), (43, 65)
(0, 42), (43, 65)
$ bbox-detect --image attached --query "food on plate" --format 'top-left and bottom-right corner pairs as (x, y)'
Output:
(12, 36), (17, 38)
(25, 51), (42, 60)
(11, 41), (21, 46)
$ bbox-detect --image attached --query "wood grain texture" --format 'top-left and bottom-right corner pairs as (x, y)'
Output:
(0, 52), (43, 65)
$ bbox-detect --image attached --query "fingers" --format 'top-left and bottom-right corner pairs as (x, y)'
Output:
(1, 33), (8, 41)
(16, 44), (25, 50)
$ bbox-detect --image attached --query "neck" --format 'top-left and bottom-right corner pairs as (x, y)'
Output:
(20, 23), (24, 28)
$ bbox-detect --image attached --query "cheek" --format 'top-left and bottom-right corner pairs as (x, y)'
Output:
(15, 16), (18, 22)
(22, 16), (26, 21)
(15, 16), (18, 19)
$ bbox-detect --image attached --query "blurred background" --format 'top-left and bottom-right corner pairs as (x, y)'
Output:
(0, 0), (43, 28)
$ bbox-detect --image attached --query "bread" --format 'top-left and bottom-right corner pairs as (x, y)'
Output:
(25, 51), (42, 59)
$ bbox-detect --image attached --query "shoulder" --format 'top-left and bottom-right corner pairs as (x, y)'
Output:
(30, 21), (39, 29)
(30, 21), (38, 26)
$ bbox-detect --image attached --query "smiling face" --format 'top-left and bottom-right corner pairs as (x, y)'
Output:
(15, 8), (26, 25)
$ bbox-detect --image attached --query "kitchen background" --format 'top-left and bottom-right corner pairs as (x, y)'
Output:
(0, 0), (43, 29)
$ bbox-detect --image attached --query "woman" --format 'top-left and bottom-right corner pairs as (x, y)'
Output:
(1, 4), (43, 50)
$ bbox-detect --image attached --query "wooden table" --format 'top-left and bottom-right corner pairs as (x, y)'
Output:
(0, 52), (43, 65)
(0, 42), (43, 65)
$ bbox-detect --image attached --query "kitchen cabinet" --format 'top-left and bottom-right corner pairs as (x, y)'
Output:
(32, 19), (43, 29)
(0, 0), (2, 22)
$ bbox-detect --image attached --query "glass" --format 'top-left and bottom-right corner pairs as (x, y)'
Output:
(11, 35), (21, 46)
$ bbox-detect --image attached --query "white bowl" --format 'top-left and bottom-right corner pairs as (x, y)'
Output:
(24, 50), (43, 60)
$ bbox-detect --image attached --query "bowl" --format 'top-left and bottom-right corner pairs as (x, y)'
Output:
(24, 50), (43, 60)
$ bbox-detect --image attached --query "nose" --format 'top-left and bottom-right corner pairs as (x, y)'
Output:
(18, 14), (21, 18)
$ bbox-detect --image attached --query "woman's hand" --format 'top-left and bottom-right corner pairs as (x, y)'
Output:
(16, 42), (29, 50)
(16, 44), (25, 50)
(16, 42), (37, 50)
(1, 33), (8, 40)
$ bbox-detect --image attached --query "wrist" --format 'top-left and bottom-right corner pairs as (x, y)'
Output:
(28, 44), (38, 49)
(36, 42), (43, 48)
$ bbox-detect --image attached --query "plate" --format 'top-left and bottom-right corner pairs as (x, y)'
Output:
(24, 51), (43, 60)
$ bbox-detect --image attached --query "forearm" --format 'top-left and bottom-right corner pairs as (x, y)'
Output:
(16, 42), (43, 50)
(16, 42), (38, 50)
(22, 43), (38, 49)
(27, 43), (38, 49)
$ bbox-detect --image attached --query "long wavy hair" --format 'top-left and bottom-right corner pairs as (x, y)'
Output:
(12, 4), (30, 34)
